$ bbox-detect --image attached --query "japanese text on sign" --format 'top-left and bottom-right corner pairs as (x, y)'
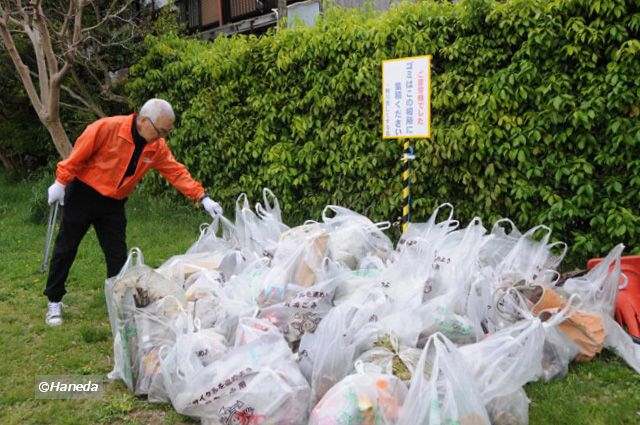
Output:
(382, 56), (431, 139)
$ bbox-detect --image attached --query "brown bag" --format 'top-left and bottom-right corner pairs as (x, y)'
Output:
(528, 286), (605, 361)
(559, 312), (605, 362)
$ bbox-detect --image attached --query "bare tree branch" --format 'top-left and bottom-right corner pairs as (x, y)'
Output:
(35, 3), (60, 76)
(82, 0), (132, 34)
(0, 0), (149, 158)
(28, 68), (105, 117)
(59, 100), (84, 110)
(22, 21), (51, 108)
(82, 33), (136, 50)
(52, 0), (83, 85)
(0, 14), (43, 113)
(69, 67), (105, 116)
(57, 0), (74, 38)
(101, 91), (129, 104)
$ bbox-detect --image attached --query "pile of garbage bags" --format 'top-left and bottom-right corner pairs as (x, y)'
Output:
(105, 189), (640, 425)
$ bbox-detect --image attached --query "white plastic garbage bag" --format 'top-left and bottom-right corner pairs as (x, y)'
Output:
(223, 258), (271, 310)
(148, 312), (228, 403)
(102, 196), (639, 425)
(235, 193), (268, 256)
(369, 255), (440, 311)
(332, 268), (381, 305)
(184, 270), (224, 299)
(411, 217), (489, 318)
(561, 244), (624, 315)
(259, 277), (336, 344)
(416, 303), (479, 347)
(479, 218), (522, 269)
(494, 225), (567, 286)
(308, 363), (408, 425)
(602, 314), (640, 373)
(355, 334), (421, 382)
(262, 222), (331, 292)
(436, 216), (487, 264)
(368, 290), (480, 350)
(164, 333), (310, 425)
(489, 288), (580, 383)
(486, 387), (530, 425)
(465, 271), (499, 336)
(397, 203), (459, 255)
(235, 192), (289, 258)
(396, 332), (491, 425)
(540, 324), (581, 382)
(299, 290), (390, 404)
(234, 316), (283, 347)
(157, 252), (227, 288)
(254, 188), (290, 252)
(479, 219), (566, 278)
(134, 295), (185, 396)
(460, 317), (545, 404)
(105, 248), (185, 392)
(199, 259), (272, 340)
(322, 206), (393, 269)
(181, 271), (232, 333)
(187, 215), (239, 255)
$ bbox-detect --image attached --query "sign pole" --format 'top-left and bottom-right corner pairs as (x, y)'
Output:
(381, 55), (431, 234)
(401, 139), (413, 234)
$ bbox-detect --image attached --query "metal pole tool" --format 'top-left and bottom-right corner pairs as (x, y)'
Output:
(40, 201), (60, 273)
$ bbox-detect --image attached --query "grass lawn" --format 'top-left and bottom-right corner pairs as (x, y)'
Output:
(1, 171), (640, 424)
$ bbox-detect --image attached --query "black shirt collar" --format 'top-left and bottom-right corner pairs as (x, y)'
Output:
(131, 114), (147, 147)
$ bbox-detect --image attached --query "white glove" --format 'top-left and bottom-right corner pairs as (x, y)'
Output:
(202, 196), (223, 217)
(47, 180), (66, 205)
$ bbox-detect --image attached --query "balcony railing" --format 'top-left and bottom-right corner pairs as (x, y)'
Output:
(231, 0), (280, 21)
(176, 0), (307, 33)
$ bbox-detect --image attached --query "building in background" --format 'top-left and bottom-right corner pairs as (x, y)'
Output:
(174, 0), (297, 37)
(170, 0), (400, 38)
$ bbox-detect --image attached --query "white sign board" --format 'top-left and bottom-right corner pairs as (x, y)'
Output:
(382, 56), (431, 139)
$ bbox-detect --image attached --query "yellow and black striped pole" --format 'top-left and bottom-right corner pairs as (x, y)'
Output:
(401, 139), (414, 234)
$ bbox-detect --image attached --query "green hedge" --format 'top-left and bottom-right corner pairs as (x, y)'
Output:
(127, 0), (640, 265)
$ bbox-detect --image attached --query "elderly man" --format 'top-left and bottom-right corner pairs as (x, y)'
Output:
(43, 98), (221, 326)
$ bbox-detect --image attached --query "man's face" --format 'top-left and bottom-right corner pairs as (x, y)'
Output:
(139, 114), (174, 142)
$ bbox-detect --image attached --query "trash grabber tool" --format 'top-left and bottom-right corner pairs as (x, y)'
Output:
(40, 201), (60, 274)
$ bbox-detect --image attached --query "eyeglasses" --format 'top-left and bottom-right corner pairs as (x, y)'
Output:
(147, 118), (173, 138)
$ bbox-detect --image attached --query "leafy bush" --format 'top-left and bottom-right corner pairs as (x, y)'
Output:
(127, 0), (640, 265)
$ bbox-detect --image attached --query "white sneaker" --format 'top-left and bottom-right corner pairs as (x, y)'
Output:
(46, 302), (63, 326)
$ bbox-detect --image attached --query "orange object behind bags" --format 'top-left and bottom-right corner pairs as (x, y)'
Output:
(587, 255), (640, 342)
(588, 255), (640, 341)
(56, 114), (205, 201)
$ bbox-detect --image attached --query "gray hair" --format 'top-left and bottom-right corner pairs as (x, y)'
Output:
(139, 98), (175, 123)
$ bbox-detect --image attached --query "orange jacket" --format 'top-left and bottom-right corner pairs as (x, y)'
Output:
(56, 114), (205, 201)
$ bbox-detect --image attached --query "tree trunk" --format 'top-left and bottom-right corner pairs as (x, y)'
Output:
(44, 118), (73, 159)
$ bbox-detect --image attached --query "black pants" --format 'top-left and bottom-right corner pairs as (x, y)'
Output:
(44, 180), (128, 303)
